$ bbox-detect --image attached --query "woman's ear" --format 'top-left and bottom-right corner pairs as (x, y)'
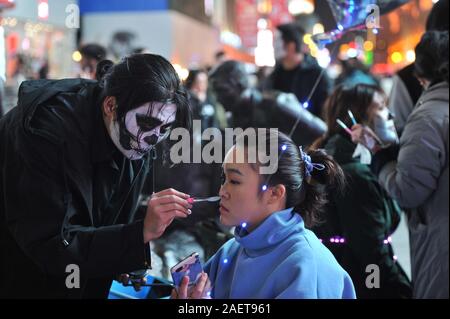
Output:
(102, 96), (117, 120)
(267, 184), (286, 205)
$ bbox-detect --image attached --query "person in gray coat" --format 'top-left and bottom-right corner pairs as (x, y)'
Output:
(351, 31), (449, 299)
(388, 0), (448, 136)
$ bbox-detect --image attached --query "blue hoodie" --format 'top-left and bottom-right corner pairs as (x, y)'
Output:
(204, 208), (356, 299)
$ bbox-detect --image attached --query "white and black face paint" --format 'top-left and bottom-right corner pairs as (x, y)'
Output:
(110, 102), (177, 160)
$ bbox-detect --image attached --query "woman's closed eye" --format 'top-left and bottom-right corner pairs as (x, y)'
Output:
(221, 172), (241, 185)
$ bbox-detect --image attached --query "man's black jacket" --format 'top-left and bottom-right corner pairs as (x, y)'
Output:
(0, 79), (152, 298)
(266, 54), (331, 118)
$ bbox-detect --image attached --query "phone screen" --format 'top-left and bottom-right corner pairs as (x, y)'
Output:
(171, 253), (203, 287)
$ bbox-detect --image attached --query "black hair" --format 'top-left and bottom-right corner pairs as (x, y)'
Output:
(80, 44), (107, 62)
(215, 50), (226, 61)
(184, 69), (207, 91)
(426, 0), (449, 32)
(235, 129), (345, 228)
(277, 23), (306, 53)
(313, 84), (384, 148)
(209, 60), (249, 110)
(97, 53), (192, 132)
(415, 31), (449, 84)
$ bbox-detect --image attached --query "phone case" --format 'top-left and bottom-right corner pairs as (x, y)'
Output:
(170, 253), (203, 287)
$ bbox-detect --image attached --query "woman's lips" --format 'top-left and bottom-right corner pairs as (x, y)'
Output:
(219, 203), (229, 214)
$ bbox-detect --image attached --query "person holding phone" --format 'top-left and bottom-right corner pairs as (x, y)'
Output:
(173, 130), (356, 299)
(311, 84), (411, 299)
(0, 54), (193, 298)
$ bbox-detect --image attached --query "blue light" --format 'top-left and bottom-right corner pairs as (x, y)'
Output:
(281, 145), (287, 151)
(337, 24), (344, 31)
(373, 28), (379, 35)
(262, 185), (268, 191)
(302, 102), (309, 109)
(241, 222), (247, 228)
(223, 258), (228, 264)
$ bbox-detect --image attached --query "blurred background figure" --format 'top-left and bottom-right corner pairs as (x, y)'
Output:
(3, 53), (28, 115)
(185, 68), (220, 130)
(78, 44), (107, 80)
(214, 50), (228, 66)
(389, 0), (449, 136)
(335, 58), (380, 88)
(132, 47), (151, 55)
(210, 60), (327, 148)
(312, 84), (411, 299)
(264, 23), (331, 119)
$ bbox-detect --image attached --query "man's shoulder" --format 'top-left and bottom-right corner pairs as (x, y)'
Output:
(18, 79), (99, 145)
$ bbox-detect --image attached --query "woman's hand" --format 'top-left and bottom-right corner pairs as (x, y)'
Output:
(170, 273), (212, 299)
(350, 124), (383, 154)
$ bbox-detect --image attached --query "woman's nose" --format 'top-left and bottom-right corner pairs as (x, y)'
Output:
(219, 185), (229, 200)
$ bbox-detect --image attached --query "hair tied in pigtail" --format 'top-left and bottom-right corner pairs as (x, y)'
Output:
(299, 146), (326, 178)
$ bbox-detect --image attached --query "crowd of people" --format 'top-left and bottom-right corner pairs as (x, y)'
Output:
(0, 0), (448, 299)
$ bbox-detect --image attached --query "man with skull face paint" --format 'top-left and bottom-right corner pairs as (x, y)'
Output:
(110, 101), (177, 160)
(0, 54), (192, 298)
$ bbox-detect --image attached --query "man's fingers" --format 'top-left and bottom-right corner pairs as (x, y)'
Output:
(153, 210), (190, 225)
(173, 210), (191, 219)
(151, 195), (192, 210)
(152, 188), (190, 199)
(154, 203), (192, 214)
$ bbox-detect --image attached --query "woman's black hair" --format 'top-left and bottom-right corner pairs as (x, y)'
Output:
(236, 130), (345, 228)
(96, 53), (192, 132)
(313, 83), (384, 148)
(415, 31), (449, 84)
(184, 69), (206, 91)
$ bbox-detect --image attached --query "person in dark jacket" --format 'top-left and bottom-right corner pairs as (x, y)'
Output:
(265, 23), (331, 118)
(0, 54), (192, 298)
(78, 44), (107, 80)
(312, 84), (412, 298)
(209, 60), (327, 149)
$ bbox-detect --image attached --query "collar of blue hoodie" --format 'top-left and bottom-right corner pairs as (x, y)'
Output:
(233, 207), (305, 256)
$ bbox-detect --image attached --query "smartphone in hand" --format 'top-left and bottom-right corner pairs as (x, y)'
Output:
(170, 252), (203, 288)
